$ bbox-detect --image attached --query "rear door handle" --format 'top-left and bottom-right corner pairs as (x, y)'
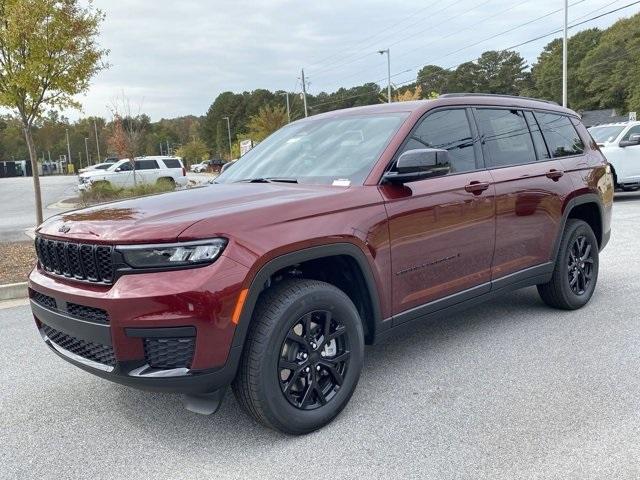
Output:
(464, 181), (490, 194)
(545, 169), (564, 180)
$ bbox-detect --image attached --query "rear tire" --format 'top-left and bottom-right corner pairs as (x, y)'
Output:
(232, 279), (364, 435)
(537, 219), (599, 310)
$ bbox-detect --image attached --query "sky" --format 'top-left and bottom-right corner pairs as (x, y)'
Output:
(66, 0), (639, 121)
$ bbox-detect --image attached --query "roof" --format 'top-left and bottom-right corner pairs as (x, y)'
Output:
(303, 93), (575, 122)
(579, 109), (628, 127)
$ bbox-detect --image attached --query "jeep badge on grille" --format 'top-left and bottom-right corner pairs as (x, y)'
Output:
(58, 224), (71, 233)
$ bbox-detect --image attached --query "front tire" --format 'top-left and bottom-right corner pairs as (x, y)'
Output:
(537, 219), (599, 310)
(232, 279), (364, 435)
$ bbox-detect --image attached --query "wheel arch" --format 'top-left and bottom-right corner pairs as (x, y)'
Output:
(230, 243), (383, 351)
(554, 194), (605, 261)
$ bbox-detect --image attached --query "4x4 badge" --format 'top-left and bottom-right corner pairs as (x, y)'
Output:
(58, 224), (71, 233)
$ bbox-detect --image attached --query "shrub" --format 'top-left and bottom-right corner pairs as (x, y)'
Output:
(80, 180), (176, 206)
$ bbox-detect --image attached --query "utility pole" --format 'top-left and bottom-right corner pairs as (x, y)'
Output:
(301, 69), (308, 117)
(378, 49), (391, 103)
(84, 137), (90, 166)
(285, 92), (291, 123)
(166, 139), (170, 156)
(222, 116), (233, 159)
(94, 120), (101, 163)
(562, 0), (568, 107)
(159, 142), (163, 155)
(65, 128), (72, 166)
(78, 151), (83, 169)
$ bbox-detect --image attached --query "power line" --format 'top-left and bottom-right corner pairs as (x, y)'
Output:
(309, 0), (531, 90)
(306, 0), (464, 77)
(307, 1), (640, 111)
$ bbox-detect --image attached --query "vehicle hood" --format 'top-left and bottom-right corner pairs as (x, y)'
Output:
(79, 169), (114, 178)
(37, 183), (362, 243)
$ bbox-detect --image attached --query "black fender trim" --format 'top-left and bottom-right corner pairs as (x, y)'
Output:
(230, 243), (383, 352)
(552, 193), (606, 262)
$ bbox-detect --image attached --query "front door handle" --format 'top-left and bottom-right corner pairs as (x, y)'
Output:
(465, 181), (490, 195)
(545, 169), (564, 180)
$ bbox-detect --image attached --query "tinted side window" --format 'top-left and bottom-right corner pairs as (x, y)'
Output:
(524, 111), (550, 159)
(622, 125), (640, 141)
(118, 162), (132, 171)
(535, 112), (584, 157)
(476, 109), (536, 167)
(400, 109), (477, 173)
(163, 159), (181, 168)
(134, 159), (159, 170)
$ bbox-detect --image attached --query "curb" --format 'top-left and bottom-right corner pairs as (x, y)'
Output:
(0, 282), (28, 301)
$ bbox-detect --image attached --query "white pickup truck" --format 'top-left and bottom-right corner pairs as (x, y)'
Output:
(78, 156), (188, 191)
(589, 121), (640, 191)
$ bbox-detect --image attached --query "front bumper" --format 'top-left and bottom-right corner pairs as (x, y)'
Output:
(28, 255), (249, 393)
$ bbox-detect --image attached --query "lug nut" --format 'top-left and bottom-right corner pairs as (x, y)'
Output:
(302, 353), (308, 359)
(311, 343), (317, 349)
(305, 366), (310, 373)
(316, 365), (321, 371)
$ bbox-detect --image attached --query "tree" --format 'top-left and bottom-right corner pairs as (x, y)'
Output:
(247, 105), (288, 142)
(580, 14), (640, 112)
(175, 137), (209, 166)
(474, 50), (530, 95)
(417, 65), (449, 94)
(395, 85), (422, 102)
(0, 0), (107, 224)
(530, 28), (602, 108)
(107, 113), (146, 185)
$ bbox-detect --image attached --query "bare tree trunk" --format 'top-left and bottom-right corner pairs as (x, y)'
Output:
(23, 124), (43, 226)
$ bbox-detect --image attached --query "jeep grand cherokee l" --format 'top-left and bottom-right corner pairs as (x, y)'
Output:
(29, 94), (613, 434)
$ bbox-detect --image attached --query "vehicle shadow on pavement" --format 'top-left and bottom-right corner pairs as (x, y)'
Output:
(613, 191), (640, 202)
(109, 286), (555, 444)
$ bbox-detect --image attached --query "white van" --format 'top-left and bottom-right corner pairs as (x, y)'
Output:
(78, 156), (188, 191)
(589, 121), (640, 191)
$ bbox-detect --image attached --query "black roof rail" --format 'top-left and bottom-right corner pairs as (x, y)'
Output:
(439, 93), (559, 106)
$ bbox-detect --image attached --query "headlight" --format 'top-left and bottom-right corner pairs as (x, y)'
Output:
(116, 239), (227, 269)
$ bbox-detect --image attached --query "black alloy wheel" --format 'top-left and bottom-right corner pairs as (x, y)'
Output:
(279, 310), (350, 410)
(567, 235), (595, 296)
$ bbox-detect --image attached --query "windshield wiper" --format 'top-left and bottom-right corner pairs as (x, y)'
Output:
(234, 177), (298, 184)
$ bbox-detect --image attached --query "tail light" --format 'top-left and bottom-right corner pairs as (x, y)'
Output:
(182, 167), (186, 176)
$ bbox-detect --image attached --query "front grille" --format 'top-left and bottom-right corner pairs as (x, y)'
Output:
(144, 337), (195, 369)
(42, 324), (116, 366)
(35, 236), (114, 284)
(32, 291), (57, 310)
(66, 303), (109, 324)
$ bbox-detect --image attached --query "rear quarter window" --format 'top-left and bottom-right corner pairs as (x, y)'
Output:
(134, 159), (159, 170)
(162, 159), (182, 168)
(535, 112), (584, 157)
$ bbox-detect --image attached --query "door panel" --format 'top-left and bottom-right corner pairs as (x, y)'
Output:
(475, 108), (575, 280)
(489, 162), (571, 278)
(381, 171), (495, 317)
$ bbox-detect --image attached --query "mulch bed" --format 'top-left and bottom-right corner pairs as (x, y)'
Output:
(0, 241), (36, 284)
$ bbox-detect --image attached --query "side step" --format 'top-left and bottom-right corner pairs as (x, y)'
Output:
(182, 388), (226, 415)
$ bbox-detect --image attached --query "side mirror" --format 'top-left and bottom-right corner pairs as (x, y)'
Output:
(619, 133), (640, 148)
(383, 148), (451, 184)
(220, 162), (234, 173)
(114, 167), (121, 172)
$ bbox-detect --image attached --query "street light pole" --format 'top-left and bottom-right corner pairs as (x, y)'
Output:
(285, 92), (291, 123)
(301, 69), (308, 117)
(562, 0), (568, 107)
(84, 137), (90, 166)
(65, 128), (72, 166)
(94, 120), (101, 163)
(378, 49), (391, 103)
(222, 116), (232, 159)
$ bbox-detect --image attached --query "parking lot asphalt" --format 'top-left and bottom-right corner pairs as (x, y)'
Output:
(1, 192), (639, 480)
(0, 173), (213, 242)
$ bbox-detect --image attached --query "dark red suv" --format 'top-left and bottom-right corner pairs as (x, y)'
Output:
(29, 94), (613, 434)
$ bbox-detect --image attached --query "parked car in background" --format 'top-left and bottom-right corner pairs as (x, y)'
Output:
(30, 95), (612, 435)
(78, 162), (113, 174)
(78, 156), (187, 191)
(190, 161), (208, 173)
(588, 121), (640, 190)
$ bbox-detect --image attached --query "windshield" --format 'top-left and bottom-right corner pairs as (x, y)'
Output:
(215, 113), (408, 186)
(588, 125), (625, 143)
